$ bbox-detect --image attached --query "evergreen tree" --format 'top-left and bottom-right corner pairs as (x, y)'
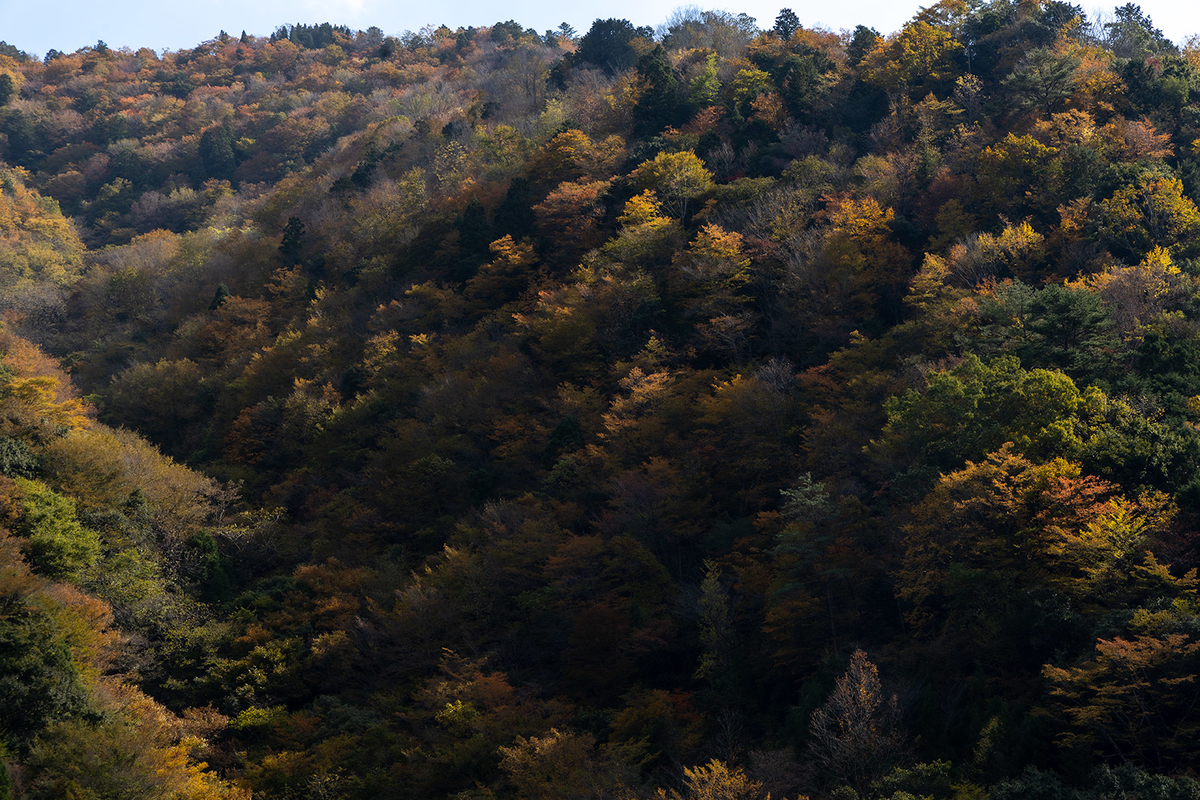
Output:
(774, 8), (800, 40)
(455, 196), (493, 277)
(279, 216), (306, 265)
(577, 18), (640, 75)
(197, 120), (236, 182)
(634, 45), (683, 137)
(494, 177), (536, 240)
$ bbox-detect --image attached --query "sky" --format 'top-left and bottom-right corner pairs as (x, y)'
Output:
(1, 0), (1199, 59)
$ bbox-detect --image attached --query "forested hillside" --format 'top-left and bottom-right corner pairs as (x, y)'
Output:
(5, 2), (1200, 797)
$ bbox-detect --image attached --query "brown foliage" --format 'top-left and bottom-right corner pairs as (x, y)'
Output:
(808, 650), (905, 792)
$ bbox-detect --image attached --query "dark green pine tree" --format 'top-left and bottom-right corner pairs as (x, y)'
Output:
(1002, 47), (1081, 116)
(279, 216), (306, 265)
(846, 25), (880, 66)
(494, 177), (536, 240)
(774, 8), (800, 39)
(576, 18), (639, 75)
(1018, 284), (1121, 381)
(198, 120), (237, 182)
(209, 283), (232, 310)
(633, 45), (683, 137)
(0, 109), (38, 164)
(454, 197), (493, 280)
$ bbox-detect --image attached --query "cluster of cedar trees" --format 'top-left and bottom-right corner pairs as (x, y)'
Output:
(8, 1), (1200, 797)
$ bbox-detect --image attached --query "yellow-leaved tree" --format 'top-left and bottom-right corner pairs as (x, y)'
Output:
(630, 151), (715, 220)
(0, 167), (86, 328)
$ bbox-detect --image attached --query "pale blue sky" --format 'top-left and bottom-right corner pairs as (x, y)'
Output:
(2, 0), (1198, 58)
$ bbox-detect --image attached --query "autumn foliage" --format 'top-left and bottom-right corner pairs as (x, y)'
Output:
(5, 3), (1200, 799)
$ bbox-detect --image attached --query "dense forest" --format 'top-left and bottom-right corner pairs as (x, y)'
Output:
(4, 1), (1200, 797)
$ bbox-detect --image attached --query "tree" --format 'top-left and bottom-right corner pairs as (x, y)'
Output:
(106, 359), (208, 459)
(873, 355), (1092, 494)
(634, 45), (683, 137)
(1099, 173), (1200, 260)
(1016, 283), (1120, 380)
(847, 25), (880, 66)
(766, 473), (874, 668)
(24, 686), (250, 800)
(0, 587), (91, 750)
(1103, 3), (1175, 58)
(498, 729), (631, 799)
(528, 129), (626, 186)
(494, 177), (536, 240)
(533, 179), (612, 261)
(606, 688), (705, 778)
(994, 766), (1200, 800)
(819, 194), (913, 323)
(464, 235), (538, 308)
(809, 650), (905, 793)
(894, 445), (1171, 654)
(630, 151), (714, 219)
(672, 223), (751, 309)
(11, 478), (101, 581)
(0, 437), (36, 478)
(662, 9), (757, 58)
(577, 18), (641, 75)
(603, 190), (682, 268)
(208, 283), (231, 310)
(454, 196), (493, 273)
(1044, 633), (1200, 771)
(695, 561), (740, 713)
(1002, 47), (1081, 115)
(862, 21), (964, 99)
(774, 9), (800, 40)
(197, 120), (236, 182)
(0, 167), (86, 293)
(0, 42), (28, 60)
(658, 759), (778, 800)
(973, 133), (1063, 220)
(279, 216), (306, 265)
